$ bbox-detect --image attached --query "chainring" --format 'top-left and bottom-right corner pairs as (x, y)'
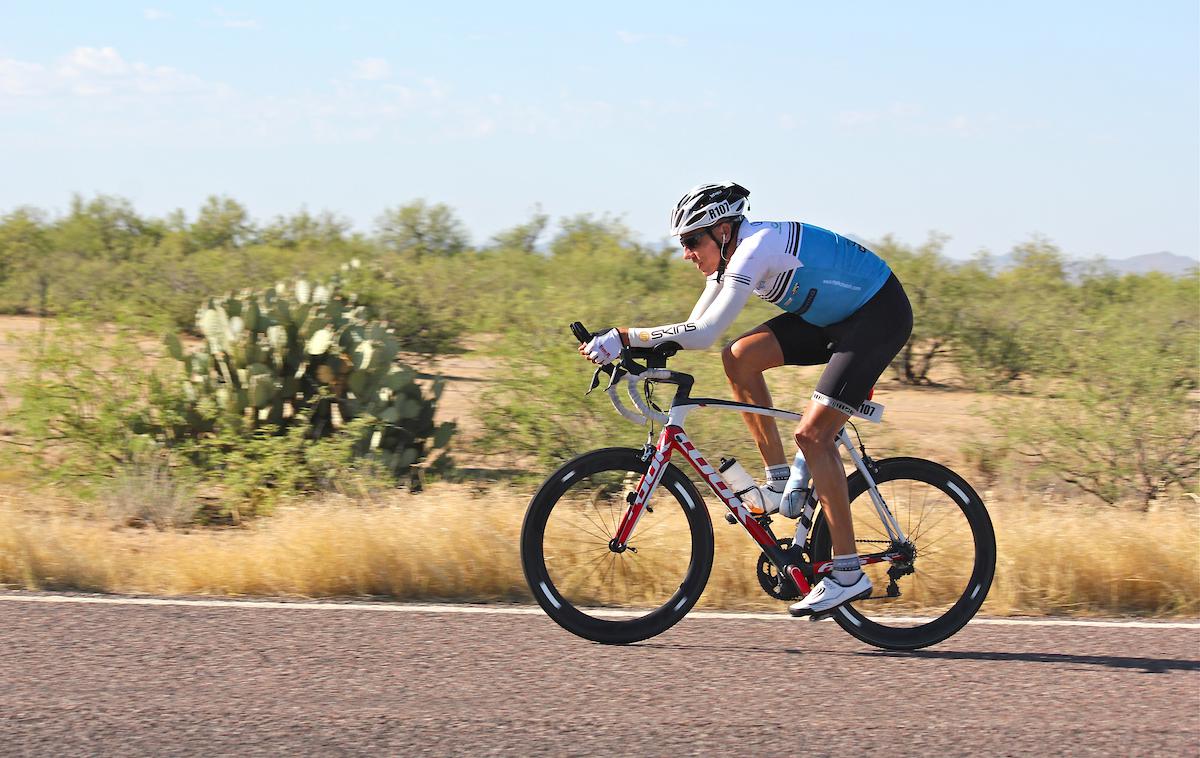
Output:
(756, 538), (803, 601)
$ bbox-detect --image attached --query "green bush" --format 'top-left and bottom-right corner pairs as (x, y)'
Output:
(8, 272), (457, 519)
(873, 233), (968, 385)
(952, 239), (1077, 387)
(992, 272), (1199, 507)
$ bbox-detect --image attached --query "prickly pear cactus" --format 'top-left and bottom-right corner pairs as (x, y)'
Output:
(165, 268), (453, 480)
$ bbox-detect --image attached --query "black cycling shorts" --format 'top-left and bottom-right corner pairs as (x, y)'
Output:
(762, 273), (913, 413)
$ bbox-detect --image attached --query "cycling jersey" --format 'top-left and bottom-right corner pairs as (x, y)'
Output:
(627, 221), (892, 350)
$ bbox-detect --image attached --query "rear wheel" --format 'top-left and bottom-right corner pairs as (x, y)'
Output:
(810, 457), (995, 650)
(521, 447), (714, 644)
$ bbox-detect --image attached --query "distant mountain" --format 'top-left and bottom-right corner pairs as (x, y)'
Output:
(984, 251), (1197, 277)
(1099, 252), (1198, 276)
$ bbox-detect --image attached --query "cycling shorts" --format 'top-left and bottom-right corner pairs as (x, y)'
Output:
(763, 273), (913, 413)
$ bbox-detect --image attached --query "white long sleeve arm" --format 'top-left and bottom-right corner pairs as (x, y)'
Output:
(625, 278), (755, 350)
(686, 276), (722, 321)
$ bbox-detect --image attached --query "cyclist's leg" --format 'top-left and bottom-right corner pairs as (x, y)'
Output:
(793, 401), (855, 553)
(725, 315), (835, 468)
(802, 273), (914, 556)
(790, 277), (913, 614)
(721, 326), (787, 466)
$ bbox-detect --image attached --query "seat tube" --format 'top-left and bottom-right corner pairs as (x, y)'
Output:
(839, 429), (907, 543)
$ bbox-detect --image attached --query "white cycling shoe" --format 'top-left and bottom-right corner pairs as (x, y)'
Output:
(788, 574), (872, 617)
(742, 484), (784, 516)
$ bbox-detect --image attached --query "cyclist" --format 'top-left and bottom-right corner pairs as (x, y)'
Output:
(579, 181), (913, 616)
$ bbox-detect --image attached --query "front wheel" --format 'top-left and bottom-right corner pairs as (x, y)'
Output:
(521, 448), (714, 644)
(810, 457), (996, 650)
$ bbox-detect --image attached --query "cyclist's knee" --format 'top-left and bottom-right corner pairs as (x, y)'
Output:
(721, 339), (757, 378)
(794, 422), (837, 454)
(721, 341), (743, 376)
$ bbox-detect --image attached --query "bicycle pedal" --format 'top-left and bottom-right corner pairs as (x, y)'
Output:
(808, 609), (838, 622)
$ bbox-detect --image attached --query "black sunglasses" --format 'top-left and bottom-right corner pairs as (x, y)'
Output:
(680, 231), (706, 250)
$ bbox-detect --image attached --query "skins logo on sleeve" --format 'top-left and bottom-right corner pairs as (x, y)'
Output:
(650, 323), (697, 339)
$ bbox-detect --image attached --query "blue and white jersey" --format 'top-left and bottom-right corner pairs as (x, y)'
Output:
(731, 221), (891, 326)
(626, 220), (892, 350)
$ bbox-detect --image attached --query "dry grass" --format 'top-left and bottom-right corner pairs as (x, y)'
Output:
(1, 484), (1197, 618)
(0, 485), (528, 600)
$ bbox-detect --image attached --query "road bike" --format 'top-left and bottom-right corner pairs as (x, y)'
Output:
(520, 323), (996, 650)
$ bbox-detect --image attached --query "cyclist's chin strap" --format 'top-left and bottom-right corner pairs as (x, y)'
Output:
(711, 219), (741, 284)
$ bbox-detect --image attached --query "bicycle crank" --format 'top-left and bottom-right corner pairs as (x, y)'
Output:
(757, 539), (806, 601)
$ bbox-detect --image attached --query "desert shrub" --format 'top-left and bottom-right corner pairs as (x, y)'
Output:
(992, 272), (1199, 507)
(872, 233), (969, 385)
(8, 272), (457, 519)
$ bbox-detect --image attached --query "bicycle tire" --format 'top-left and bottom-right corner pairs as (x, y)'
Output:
(809, 457), (996, 650)
(521, 447), (714, 644)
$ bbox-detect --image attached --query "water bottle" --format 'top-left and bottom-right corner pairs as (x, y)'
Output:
(717, 457), (767, 513)
(779, 449), (817, 532)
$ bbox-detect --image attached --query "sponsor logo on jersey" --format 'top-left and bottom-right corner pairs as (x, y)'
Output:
(822, 279), (862, 291)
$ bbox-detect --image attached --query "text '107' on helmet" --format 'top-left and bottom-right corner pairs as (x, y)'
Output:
(669, 181), (751, 237)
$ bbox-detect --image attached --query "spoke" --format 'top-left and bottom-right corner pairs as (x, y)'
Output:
(553, 513), (612, 545)
(910, 507), (959, 546)
(909, 485), (936, 542)
(543, 543), (613, 563)
(589, 490), (618, 534)
(914, 524), (965, 554)
(904, 480), (912, 539)
(544, 526), (614, 551)
(578, 506), (619, 542)
(857, 491), (891, 541)
(551, 550), (614, 597)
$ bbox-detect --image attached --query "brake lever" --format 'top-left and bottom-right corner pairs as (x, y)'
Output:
(605, 363), (628, 390)
(586, 364), (611, 395)
(585, 361), (629, 395)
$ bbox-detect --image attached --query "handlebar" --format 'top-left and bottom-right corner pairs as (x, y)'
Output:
(571, 320), (694, 425)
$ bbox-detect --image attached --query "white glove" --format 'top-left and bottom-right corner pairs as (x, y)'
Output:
(584, 328), (623, 365)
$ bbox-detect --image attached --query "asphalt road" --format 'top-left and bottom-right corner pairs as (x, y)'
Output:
(1, 594), (1197, 757)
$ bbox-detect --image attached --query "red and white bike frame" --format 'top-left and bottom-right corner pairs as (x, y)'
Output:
(609, 393), (910, 595)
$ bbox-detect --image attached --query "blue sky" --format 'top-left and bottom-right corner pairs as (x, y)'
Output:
(1, 2), (1197, 260)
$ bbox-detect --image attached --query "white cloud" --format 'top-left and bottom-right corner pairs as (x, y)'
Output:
(144, 8), (169, 21)
(0, 47), (226, 99)
(60, 46), (129, 77)
(0, 58), (48, 96)
(889, 102), (922, 118)
(617, 30), (687, 47)
(838, 110), (880, 127)
(351, 58), (391, 81)
(214, 7), (260, 30)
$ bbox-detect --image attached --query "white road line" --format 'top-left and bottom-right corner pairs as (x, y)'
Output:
(2, 594), (1198, 629)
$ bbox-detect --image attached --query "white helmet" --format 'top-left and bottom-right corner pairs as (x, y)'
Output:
(669, 181), (750, 236)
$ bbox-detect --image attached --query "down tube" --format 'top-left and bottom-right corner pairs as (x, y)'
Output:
(668, 428), (810, 593)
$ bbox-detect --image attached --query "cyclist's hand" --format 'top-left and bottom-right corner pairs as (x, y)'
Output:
(582, 328), (623, 365)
